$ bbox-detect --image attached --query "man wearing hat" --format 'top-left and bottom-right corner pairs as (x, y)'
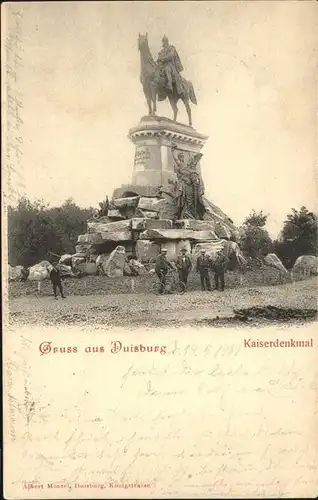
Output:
(48, 263), (66, 300)
(196, 249), (212, 291)
(155, 248), (175, 293)
(212, 235), (231, 292)
(176, 248), (192, 288)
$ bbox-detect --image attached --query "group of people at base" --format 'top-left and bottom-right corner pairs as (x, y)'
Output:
(47, 246), (227, 300)
(155, 246), (227, 293)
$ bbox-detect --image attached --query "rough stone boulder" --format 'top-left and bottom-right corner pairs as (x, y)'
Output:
(8, 265), (25, 282)
(113, 196), (140, 209)
(28, 261), (51, 281)
(78, 233), (103, 244)
(140, 228), (218, 241)
(264, 253), (288, 274)
(193, 241), (246, 268)
(131, 218), (149, 231)
(87, 219), (131, 234)
(59, 254), (73, 266)
(95, 254), (108, 275)
(73, 262), (97, 276)
(134, 190), (178, 219)
(113, 185), (159, 199)
(157, 199), (179, 220)
(96, 246), (126, 277)
(293, 255), (318, 276)
(154, 188), (179, 220)
(123, 262), (134, 276)
(107, 209), (126, 220)
(56, 264), (74, 277)
(84, 263), (97, 275)
(100, 231), (132, 242)
(75, 243), (93, 254)
(138, 197), (166, 212)
(129, 259), (147, 275)
(131, 218), (173, 231)
(202, 197), (236, 234)
(136, 240), (160, 263)
(124, 259), (147, 276)
(175, 219), (216, 231)
(191, 231), (218, 241)
(214, 223), (232, 239)
(134, 209), (158, 219)
(72, 253), (86, 267)
(78, 232), (132, 244)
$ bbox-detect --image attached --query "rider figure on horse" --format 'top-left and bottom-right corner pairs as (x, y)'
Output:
(157, 35), (184, 95)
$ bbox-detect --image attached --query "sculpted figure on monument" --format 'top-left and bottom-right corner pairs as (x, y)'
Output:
(138, 33), (197, 126)
(171, 144), (205, 220)
(157, 35), (184, 95)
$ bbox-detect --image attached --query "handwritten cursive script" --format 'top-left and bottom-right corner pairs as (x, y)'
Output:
(3, 6), (25, 204)
(4, 328), (318, 498)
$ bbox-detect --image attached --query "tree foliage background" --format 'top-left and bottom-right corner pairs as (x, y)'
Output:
(239, 210), (273, 260)
(273, 206), (318, 268)
(7, 198), (317, 270)
(8, 197), (92, 267)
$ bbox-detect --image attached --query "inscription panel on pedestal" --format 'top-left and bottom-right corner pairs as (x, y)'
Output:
(134, 146), (151, 171)
(133, 145), (161, 171)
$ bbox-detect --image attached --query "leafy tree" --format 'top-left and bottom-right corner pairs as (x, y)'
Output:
(273, 206), (317, 268)
(239, 210), (273, 260)
(243, 209), (268, 228)
(8, 197), (92, 267)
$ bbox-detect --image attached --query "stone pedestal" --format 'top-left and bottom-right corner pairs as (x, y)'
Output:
(128, 115), (208, 189)
(75, 115), (239, 261)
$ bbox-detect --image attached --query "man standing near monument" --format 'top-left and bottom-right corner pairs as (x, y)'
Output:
(196, 249), (212, 291)
(155, 248), (175, 293)
(212, 236), (231, 292)
(157, 35), (184, 95)
(176, 248), (192, 288)
(48, 263), (66, 300)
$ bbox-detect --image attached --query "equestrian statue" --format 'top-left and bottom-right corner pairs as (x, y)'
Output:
(138, 33), (197, 126)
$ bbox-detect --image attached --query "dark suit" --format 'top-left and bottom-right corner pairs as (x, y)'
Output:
(212, 240), (230, 291)
(196, 255), (212, 291)
(214, 267), (225, 291)
(49, 267), (65, 298)
(176, 254), (192, 286)
(155, 254), (174, 292)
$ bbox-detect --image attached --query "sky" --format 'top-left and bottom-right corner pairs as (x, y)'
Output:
(4, 1), (317, 237)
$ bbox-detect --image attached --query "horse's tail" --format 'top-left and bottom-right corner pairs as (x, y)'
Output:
(187, 80), (197, 105)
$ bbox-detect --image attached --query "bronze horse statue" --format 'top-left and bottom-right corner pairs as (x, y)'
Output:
(138, 33), (197, 126)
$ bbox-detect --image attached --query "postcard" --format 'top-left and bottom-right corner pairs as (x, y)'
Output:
(2, 1), (317, 498)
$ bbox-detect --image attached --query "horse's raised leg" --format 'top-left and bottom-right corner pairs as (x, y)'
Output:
(183, 98), (192, 126)
(168, 95), (178, 122)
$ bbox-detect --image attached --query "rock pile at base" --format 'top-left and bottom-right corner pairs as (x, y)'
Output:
(77, 189), (238, 266)
(71, 185), (243, 275)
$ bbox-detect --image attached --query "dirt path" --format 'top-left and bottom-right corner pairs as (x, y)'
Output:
(8, 278), (317, 328)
